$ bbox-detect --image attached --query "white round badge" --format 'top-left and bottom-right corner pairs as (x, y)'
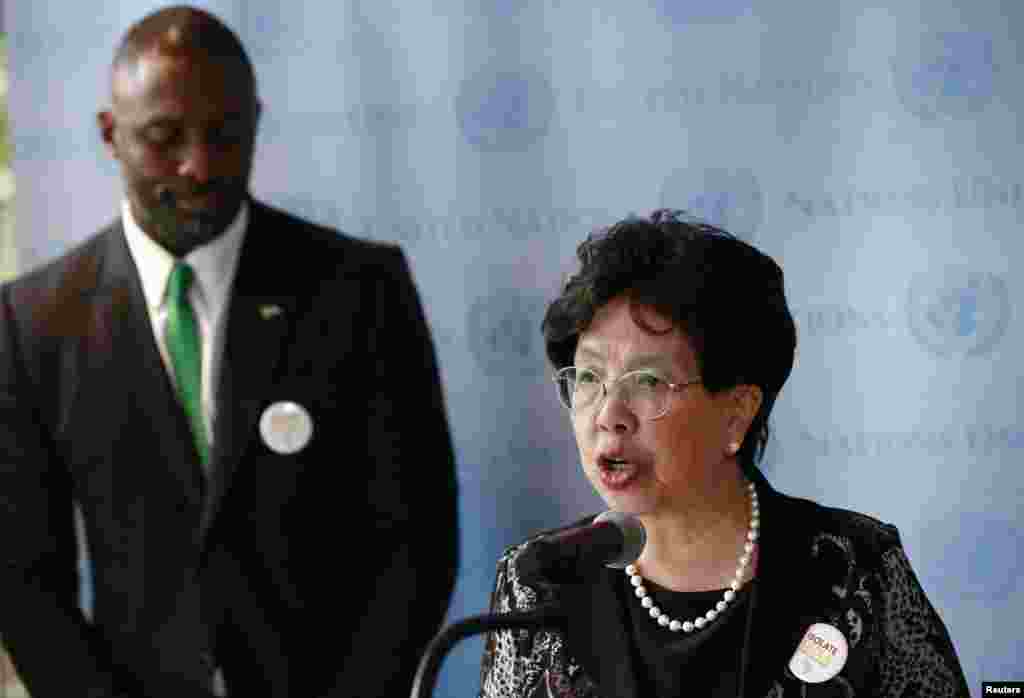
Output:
(788, 623), (848, 684)
(259, 401), (314, 455)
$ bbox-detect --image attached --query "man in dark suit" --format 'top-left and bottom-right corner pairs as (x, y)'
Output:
(0, 6), (458, 697)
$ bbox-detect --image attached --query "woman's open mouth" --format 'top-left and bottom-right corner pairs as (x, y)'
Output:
(598, 456), (640, 489)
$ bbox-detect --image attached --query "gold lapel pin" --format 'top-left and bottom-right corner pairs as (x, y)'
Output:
(259, 304), (284, 320)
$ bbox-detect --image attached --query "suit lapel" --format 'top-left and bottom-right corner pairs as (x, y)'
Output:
(740, 469), (821, 697)
(85, 225), (206, 507)
(198, 203), (296, 545)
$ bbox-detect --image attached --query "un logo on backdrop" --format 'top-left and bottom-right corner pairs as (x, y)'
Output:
(457, 66), (555, 153)
(237, 4), (292, 59)
(893, 32), (998, 121)
(907, 269), (1010, 357)
(926, 513), (1021, 602)
(468, 289), (547, 376)
(655, 0), (754, 25)
(659, 168), (764, 241)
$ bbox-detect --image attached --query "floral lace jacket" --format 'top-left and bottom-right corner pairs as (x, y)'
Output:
(479, 471), (969, 698)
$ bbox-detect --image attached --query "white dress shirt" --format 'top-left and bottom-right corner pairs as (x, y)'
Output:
(122, 199), (249, 458)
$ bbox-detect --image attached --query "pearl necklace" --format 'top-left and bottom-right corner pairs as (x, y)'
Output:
(624, 481), (759, 633)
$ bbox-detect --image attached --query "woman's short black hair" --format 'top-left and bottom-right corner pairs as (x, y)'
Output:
(542, 209), (797, 474)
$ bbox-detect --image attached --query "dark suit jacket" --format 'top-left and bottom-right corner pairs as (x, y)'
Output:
(479, 468), (968, 698)
(0, 200), (458, 698)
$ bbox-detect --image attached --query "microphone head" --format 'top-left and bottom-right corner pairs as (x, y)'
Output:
(593, 510), (646, 569)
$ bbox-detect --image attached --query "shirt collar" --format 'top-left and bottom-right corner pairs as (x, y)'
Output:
(121, 199), (249, 314)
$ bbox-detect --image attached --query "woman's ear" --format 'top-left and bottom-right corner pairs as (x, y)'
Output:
(725, 385), (763, 453)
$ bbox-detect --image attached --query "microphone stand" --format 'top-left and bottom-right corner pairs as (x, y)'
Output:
(410, 604), (566, 698)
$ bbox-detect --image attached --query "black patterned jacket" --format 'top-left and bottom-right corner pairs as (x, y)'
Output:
(479, 469), (969, 697)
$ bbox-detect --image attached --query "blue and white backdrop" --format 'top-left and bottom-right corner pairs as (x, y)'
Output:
(7, 1), (1022, 695)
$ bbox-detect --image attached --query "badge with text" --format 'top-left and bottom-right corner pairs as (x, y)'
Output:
(259, 401), (314, 455)
(788, 623), (848, 684)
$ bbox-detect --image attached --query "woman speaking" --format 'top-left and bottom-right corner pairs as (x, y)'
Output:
(479, 210), (967, 697)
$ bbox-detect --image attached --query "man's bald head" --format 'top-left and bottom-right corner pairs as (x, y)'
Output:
(100, 5), (261, 256)
(112, 5), (256, 97)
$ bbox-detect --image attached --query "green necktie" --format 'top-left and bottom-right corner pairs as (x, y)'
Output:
(165, 262), (210, 468)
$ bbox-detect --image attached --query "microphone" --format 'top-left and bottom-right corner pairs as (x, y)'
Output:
(410, 512), (645, 698)
(515, 510), (646, 586)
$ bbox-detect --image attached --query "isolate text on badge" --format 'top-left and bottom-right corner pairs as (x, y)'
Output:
(788, 622), (848, 684)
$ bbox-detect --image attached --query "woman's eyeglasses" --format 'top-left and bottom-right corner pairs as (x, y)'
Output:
(552, 366), (702, 421)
